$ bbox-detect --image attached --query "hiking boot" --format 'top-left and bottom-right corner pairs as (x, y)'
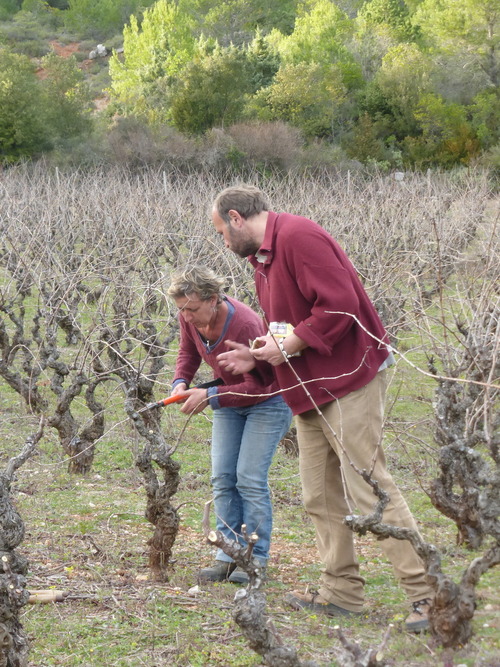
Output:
(228, 567), (249, 584)
(198, 560), (237, 582)
(285, 591), (362, 618)
(228, 565), (267, 584)
(405, 598), (432, 632)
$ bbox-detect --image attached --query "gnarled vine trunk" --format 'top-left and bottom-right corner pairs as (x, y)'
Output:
(0, 420), (44, 667)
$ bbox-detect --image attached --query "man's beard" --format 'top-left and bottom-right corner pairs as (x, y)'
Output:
(234, 242), (259, 258)
(229, 228), (259, 258)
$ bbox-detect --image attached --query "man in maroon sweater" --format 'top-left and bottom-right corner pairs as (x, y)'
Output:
(213, 184), (433, 632)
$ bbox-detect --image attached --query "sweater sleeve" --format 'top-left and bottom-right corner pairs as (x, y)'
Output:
(209, 369), (277, 409)
(285, 224), (361, 356)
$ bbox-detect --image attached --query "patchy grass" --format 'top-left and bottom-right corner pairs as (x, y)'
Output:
(3, 378), (498, 667)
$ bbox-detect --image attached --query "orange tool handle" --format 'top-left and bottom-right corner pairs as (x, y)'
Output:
(156, 393), (190, 407)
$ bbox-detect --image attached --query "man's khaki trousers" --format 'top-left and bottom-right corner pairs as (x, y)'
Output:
(295, 370), (433, 612)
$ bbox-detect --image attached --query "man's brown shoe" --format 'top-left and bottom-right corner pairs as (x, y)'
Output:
(405, 598), (432, 632)
(285, 591), (362, 617)
(198, 560), (237, 582)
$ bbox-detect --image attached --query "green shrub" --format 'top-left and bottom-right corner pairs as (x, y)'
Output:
(0, 12), (53, 56)
(409, 94), (481, 168)
(0, 48), (94, 164)
(470, 89), (500, 149)
(0, 0), (21, 20)
(0, 48), (50, 163)
(170, 45), (254, 135)
(253, 62), (348, 139)
(344, 112), (391, 165)
(474, 143), (500, 181)
(63, 0), (153, 40)
(39, 52), (94, 144)
(20, 0), (63, 29)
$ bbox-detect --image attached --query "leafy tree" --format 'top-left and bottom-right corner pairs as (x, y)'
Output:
(268, 0), (354, 66)
(64, 0), (155, 40)
(358, 0), (417, 41)
(360, 79), (396, 122)
(334, 0), (364, 17)
(187, 0), (298, 45)
(39, 52), (93, 143)
(169, 31), (279, 134)
(469, 88), (500, 149)
(260, 0), (362, 135)
(413, 0), (499, 87)
(372, 42), (435, 138)
(254, 61), (348, 138)
(403, 93), (480, 167)
(344, 112), (390, 164)
(350, 15), (401, 80)
(429, 52), (492, 105)
(0, 49), (49, 163)
(0, 0), (22, 20)
(169, 44), (254, 135)
(109, 0), (197, 123)
(0, 49), (94, 164)
(246, 30), (280, 90)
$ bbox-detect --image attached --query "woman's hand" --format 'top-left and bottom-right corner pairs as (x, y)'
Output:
(217, 340), (256, 374)
(170, 382), (208, 414)
(179, 387), (209, 415)
(171, 382), (188, 396)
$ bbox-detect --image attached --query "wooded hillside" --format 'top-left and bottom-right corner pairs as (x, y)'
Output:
(0, 0), (498, 171)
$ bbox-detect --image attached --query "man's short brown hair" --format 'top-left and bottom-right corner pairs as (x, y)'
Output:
(213, 185), (269, 224)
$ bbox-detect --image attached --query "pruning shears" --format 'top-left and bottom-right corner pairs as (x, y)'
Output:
(138, 378), (224, 413)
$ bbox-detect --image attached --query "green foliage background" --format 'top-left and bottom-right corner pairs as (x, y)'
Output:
(0, 0), (499, 169)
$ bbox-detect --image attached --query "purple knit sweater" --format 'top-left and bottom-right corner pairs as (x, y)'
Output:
(173, 296), (279, 408)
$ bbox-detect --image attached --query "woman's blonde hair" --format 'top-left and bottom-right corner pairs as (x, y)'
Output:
(167, 264), (226, 302)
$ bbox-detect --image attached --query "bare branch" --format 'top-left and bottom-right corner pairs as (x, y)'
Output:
(202, 501), (318, 667)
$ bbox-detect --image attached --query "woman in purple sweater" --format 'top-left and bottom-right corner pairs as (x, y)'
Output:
(167, 264), (291, 584)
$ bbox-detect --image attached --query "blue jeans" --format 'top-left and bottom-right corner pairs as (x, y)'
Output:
(211, 395), (292, 564)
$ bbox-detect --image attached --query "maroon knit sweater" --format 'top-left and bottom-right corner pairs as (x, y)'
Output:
(249, 211), (391, 415)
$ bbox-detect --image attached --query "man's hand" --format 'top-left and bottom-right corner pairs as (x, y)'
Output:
(249, 335), (286, 366)
(179, 387), (209, 415)
(217, 340), (256, 374)
(251, 332), (307, 366)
